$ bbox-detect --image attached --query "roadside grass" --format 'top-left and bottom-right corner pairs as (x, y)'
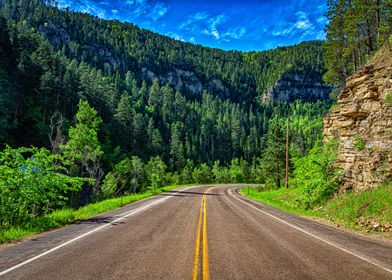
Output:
(240, 181), (392, 234)
(320, 182), (392, 230)
(0, 184), (193, 244)
(240, 186), (316, 217)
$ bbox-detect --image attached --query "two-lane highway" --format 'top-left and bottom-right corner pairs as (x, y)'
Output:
(1, 185), (392, 279)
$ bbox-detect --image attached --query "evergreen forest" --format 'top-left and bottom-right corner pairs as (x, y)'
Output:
(1, 0), (390, 233)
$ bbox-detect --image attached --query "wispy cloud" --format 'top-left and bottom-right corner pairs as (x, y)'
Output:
(58, 0), (169, 22)
(58, 0), (329, 51)
(179, 12), (209, 31)
(178, 11), (248, 43)
(166, 31), (185, 41)
(272, 11), (317, 38)
(202, 15), (226, 40)
(223, 27), (246, 40)
(179, 12), (228, 41)
(150, 3), (168, 20)
(124, 0), (148, 17)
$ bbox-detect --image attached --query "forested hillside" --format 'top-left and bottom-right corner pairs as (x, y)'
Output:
(0, 0), (330, 160)
(0, 0), (332, 231)
(242, 0), (392, 234)
(324, 0), (392, 93)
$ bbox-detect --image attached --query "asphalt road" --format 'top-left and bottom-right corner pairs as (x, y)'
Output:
(1, 185), (392, 280)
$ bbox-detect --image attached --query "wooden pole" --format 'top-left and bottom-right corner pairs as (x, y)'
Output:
(285, 116), (289, 189)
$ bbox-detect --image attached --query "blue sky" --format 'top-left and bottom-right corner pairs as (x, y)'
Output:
(57, 0), (328, 51)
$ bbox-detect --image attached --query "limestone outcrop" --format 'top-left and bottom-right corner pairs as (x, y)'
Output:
(263, 71), (332, 104)
(323, 45), (392, 192)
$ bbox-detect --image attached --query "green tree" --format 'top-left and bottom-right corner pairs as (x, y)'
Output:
(60, 100), (103, 203)
(261, 116), (286, 188)
(229, 158), (246, 183)
(192, 163), (213, 184)
(145, 156), (166, 193)
(212, 160), (230, 183)
(0, 146), (86, 227)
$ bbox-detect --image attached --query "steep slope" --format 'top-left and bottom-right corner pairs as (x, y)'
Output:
(0, 0), (331, 172)
(324, 44), (392, 192)
(262, 71), (332, 104)
(0, 0), (329, 104)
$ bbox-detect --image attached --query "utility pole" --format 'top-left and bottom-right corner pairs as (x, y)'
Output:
(285, 116), (289, 189)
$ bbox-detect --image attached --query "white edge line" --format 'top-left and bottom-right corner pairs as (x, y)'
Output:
(228, 188), (392, 274)
(0, 186), (198, 276)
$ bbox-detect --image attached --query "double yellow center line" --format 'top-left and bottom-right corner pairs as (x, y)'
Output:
(192, 192), (209, 280)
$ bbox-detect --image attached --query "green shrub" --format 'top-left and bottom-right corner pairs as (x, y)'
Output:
(291, 139), (342, 209)
(0, 146), (87, 229)
(385, 92), (392, 106)
(353, 134), (366, 150)
(192, 163), (213, 184)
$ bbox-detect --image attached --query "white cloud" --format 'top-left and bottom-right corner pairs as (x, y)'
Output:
(180, 12), (226, 41)
(190, 37), (196, 43)
(193, 12), (209, 21)
(223, 27), (246, 40)
(294, 19), (311, 30)
(59, 0), (168, 22)
(202, 14), (226, 40)
(272, 10), (316, 38)
(316, 30), (326, 39)
(296, 11), (308, 20)
(166, 32), (185, 42)
(316, 16), (328, 24)
(179, 12), (209, 31)
(149, 3), (168, 21)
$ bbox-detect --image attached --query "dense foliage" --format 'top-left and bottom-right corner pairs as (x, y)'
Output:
(0, 0), (333, 230)
(290, 139), (341, 209)
(324, 0), (392, 91)
(0, 146), (86, 227)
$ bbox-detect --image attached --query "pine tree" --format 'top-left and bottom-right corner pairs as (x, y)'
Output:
(261, 116), (286, 188)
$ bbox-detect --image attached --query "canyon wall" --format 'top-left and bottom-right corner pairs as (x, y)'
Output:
(323, 45), (392, 192)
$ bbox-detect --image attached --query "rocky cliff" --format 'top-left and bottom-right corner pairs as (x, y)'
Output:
(323, 45), (392, 192)
(141, 68), (229, 98)
(263, 71), (332, 104)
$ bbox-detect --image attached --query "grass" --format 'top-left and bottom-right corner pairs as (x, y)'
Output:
(240, 186), (316, 217)
(386, 92), (392, 106)
(0, 184), (192, 244)
(240, 182), (392, 235)
(320, 182), (392, 231)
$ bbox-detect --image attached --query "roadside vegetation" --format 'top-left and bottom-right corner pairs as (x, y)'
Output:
(0, 0), (330, 243)
(241, 130), (391, 235)
(0, 93), (327, 243)
(0, 184), (183, 244)
(240, 137), (342, 218)
(241, 138), (391, 234)
(242, 0), (392, 235)
(1, 0), (392, 244)
(241, 181), (392, 234)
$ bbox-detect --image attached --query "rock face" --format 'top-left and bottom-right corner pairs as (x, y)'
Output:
(323, 46), (392, 192)
(262, 71), (332, 104)
(141, 68), (229, 98)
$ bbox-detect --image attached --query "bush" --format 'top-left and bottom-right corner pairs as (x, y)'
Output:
(212, 160), (230, 183)
(192, 163), (213, 184)
(145, 156), (166, 193)
(0, 146), (86, 228)
(101, 172), (117, 198)
(353, 134), (366, 150)
(291, 139), (342, 209)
